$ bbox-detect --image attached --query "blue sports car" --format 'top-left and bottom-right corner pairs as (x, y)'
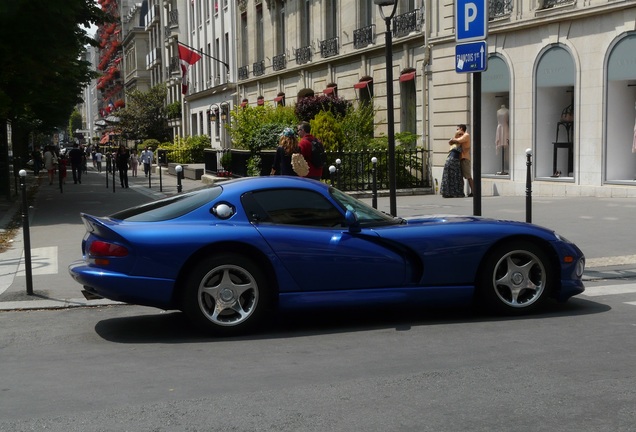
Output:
(69, 176), (585, 336)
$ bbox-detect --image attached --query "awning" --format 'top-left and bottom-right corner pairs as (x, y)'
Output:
(323, 87), (336, 95)
(100, 132), (116, 144)
(354, 80), (372, 89)
(399, 72), (416, 82)
(240, 101), (248, 108)
(274, 96), (284, 102)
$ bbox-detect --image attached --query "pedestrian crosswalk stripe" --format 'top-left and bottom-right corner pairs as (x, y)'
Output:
(17, 247), (58, 276)
(582, 283), (636, 297)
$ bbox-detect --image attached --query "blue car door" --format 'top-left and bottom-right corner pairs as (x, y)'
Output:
(242, 188), (406, 292)
(254, 225), (406, 291)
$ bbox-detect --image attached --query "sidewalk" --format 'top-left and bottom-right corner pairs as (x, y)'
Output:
(1, 168), (635, 311)
(0, 165), (209, 310)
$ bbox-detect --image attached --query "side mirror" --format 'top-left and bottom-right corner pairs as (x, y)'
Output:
(345, 210), (361, 233)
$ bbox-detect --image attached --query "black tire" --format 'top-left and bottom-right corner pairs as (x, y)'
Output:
(183, 253), (270, 336)
(478, 240), (554, 315)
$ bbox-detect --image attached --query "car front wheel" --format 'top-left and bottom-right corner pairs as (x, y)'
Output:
(183, 254), (269, 336)
(478, 241), (553, 314)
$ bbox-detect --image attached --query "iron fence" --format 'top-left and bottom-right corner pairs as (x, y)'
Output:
(203, 148), (431, 192)
(323, 148), (431, 191)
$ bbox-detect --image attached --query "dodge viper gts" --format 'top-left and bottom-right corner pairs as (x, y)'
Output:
(69, 176), (585, 336)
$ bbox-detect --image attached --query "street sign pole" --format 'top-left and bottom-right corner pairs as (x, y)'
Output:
(473, 74), (482, 216)
(455, 0), (488, 216)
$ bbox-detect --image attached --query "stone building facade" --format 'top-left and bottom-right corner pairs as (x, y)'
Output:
(96, 0), (636, 197)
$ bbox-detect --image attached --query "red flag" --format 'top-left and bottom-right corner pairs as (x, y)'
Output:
(178, 43), (202, 95)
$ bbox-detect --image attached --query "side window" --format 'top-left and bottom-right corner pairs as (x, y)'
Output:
(242, 189), (343, 227)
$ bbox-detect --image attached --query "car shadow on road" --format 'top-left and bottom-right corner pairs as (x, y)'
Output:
(93, 297), (609, 344)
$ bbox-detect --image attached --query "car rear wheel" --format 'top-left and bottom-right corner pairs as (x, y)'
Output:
(183, 254), (269, 336)
(478, 241), (553, 314)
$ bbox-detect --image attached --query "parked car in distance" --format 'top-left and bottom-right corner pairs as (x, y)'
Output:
(69, 177), (585, 336)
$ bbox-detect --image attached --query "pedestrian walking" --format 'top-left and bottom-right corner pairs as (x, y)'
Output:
(271, 128), (300, 176)
(116, 144), (130, 188)
(140, 147), (153, 177)
(68, 143), (84, 184)
(95, 149), (103, 173)
(32, 146), (43, 176)
(440, 130), (465, 198)
(43, 145), (58, 185)
(130, 149), (139, 177)
(449, 124), (473, 197)
(296, 121), (324, 181)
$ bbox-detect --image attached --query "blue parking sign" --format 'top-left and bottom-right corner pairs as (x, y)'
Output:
(456, 0), (488, 42)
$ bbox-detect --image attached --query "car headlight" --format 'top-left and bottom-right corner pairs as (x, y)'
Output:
(575, 258), (585, 277)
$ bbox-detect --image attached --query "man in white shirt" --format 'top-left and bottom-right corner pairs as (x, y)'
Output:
(140, 147), (154, 177)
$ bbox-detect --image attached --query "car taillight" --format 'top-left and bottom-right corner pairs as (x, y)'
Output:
(89, 240), (129, 257)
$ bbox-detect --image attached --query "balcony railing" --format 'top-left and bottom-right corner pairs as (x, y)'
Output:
(252, 60), (265, 77)
(145, 47), (162, 69)
(319, 37), (339, 58)
(392, 10), (421, 38)
(238, 65), (249, 80)
(295, 46), (312, 65)
(144, 4), (160, 29)
(489, 0), (512, 18)
(353, 24), (375, 49)
(167, 9), (179, 26)
(541, 0), (574, 8)
(273, 53), (286, 71)
(168, 56), (180, 74)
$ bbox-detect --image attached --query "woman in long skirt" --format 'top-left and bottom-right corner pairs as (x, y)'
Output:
(440, 147), (464, 198)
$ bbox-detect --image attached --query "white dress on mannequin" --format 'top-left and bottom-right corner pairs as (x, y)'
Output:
(496, 105), (509, 154)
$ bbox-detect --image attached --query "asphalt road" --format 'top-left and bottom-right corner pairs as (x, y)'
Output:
(1, 277), (635, 432)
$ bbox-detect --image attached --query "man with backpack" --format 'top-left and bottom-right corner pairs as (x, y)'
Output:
(297, 121), (325, 181)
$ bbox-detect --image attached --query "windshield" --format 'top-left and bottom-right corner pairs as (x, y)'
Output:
(329, 187), (400, 226)
(110, 186), (221, 222)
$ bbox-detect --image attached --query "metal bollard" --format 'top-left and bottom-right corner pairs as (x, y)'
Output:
(329, 165), (336, 187)
(335, 159), (342, 190)
(158, 162), (163, 192)
(525, 148), (533, 223)
(371, 157), (378, 209)
(19, 170), (34, 295)
(112, 153), (116, 193)
(175, 165), (183, 193)
(105, 154), (110, 189)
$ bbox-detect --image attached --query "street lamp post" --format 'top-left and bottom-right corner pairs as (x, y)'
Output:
(375, 0), (398, 216)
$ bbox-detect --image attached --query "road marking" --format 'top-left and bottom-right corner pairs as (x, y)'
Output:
(583, 283), (636, 297)
(17, 247), (58, 276)
(585, 254), (636, 267)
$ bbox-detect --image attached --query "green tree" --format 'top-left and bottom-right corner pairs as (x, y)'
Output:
(0, 0), (107, 197)
(228, 104), (296, 152)
(118, 84), (171, 142)
(68, 109), (83, 139)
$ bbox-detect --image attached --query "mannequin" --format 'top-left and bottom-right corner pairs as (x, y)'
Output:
(496, 104), (509, 175)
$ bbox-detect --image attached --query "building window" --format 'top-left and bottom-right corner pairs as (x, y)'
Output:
(241, 12), (249, 67)
(215, 38), (220, 85)
(323, 85), (338, 97)
(360, 0), (372, 27)
(300, 0), (310, 48)
(276, 4), (286, 54)
(354, 78), (374, 106)
(325, 0), (338, 39)
(274, 92), (285, 107)
(256, 4), (264, 61)
(399, 70), (416, 140)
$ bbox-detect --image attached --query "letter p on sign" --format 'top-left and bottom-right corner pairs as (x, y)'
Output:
(464, 3), (477, 31)
(456, 0), (488, 42)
